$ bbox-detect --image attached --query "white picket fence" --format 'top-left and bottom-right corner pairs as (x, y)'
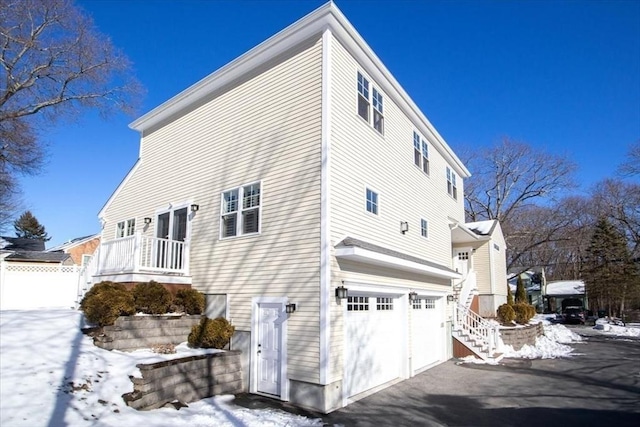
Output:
(0, 261), (85, 310)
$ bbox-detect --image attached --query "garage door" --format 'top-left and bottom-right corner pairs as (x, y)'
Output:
(411, 296), (444, 372)
(345, 294), (403, 398)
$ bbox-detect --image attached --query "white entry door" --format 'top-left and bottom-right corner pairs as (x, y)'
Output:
(454, 248), (471, 277)
(257, 302), (282, 396)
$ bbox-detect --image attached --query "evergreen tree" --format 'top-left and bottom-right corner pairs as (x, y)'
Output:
(582, 217), (639, 318)
(13, 211), (51, 241)
(506, 281), (514, 306)
(515, 274), (527, 303)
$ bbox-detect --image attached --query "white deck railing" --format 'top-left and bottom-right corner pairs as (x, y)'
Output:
(97, 232), (188, 276)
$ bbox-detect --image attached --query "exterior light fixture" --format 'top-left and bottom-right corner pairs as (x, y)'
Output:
(447, 294), (455, 303)
(400, 221), (409, 234)
(335, 285), (348, 299)
(285, 303), (296, 314)
(408, 291), (418, 302)
(144, 217), (152, 225)
(190, 204), (200, 212)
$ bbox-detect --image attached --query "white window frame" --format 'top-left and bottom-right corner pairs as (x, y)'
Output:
(446, 167), (458, 200)
(220, 181), (262, 239)
(413, 131), (429, 175)
(365, 187), (379, 216)
(356, 71), (384, 135)
(421, 218), (429, 239)
(115, 218), (136, 238)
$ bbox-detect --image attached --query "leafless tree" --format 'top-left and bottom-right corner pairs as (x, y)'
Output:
(618, 140), (640, 177)
(462, 138), (576, 271)
(0, 0), (142, 230)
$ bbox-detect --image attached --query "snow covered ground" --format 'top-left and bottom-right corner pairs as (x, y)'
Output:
(0, 309), (322, 427)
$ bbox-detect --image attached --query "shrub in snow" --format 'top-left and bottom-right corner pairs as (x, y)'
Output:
(174, 288), (205, 315)
(513, 302), (535, 324)
(506, 281), (514, 306)
(515, 275), (527, 303)
(497, 303), (516, 324)
(188, 317), (235, 349)
(80, 281), (135, 326)
(132, 281), (173, 314)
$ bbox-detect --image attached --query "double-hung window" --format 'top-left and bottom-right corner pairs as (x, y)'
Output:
(221, 182), (261, 238)
(446, 167), (458, 200)
(413, 131), (429, 175)
(366, 188), (378, 215)
(357, 72), (384, 135)
(357, 72), (370, 122)
(421, 219), (429, 238)
(116, 218), (135, 238)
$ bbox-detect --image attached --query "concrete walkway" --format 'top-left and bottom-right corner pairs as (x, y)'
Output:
(232, 328), (640, 426)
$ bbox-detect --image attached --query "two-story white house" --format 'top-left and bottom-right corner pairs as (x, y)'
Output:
(92, 2), (507, 413)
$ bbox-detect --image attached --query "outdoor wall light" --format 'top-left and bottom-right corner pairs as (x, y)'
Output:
(285, 303), (296, 314)
(447, 294), (455, 303)
(144, 217), (152, 225)
(335, 285), (348, 299)
(408, 291), (418, 302)
(400, 221), (409, 234)
(190, 204), (200, 212)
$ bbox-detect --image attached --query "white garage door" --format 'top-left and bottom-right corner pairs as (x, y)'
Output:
(411, 297), (445, 372)
(345, 294), (403, 398)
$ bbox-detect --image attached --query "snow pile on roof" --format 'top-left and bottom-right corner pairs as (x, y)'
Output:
(546, 280), (585, 296)
(0, 309), (322, 427)
(465, 220), (494, 235)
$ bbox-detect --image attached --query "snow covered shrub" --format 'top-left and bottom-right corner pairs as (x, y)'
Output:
(497, 303), (516, 324)
(80, 281), (135, 326)
(174, 289), (205, 315)
(132, 281), (173, 314)
(513, 303), (535, 324)
(188, 317), (235, 349)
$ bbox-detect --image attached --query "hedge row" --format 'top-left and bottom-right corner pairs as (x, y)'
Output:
(80, 281), (205, 326)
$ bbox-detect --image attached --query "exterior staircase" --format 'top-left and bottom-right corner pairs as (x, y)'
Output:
(452, 271), (503, 362)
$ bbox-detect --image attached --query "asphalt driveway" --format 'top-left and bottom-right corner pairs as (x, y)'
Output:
(322, 327), (640, 427)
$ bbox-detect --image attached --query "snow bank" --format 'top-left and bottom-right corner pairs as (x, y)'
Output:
(594, 318), (640, 337)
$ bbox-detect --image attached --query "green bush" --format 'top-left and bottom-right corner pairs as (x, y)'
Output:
(513, 303), (535, 324)
(515, 275), (527, 303)
(174, 289), (205, 315)
(132, 281), (173, 314)
(188, 317), (235, 349)
(497, 303), (516, 324)
(80, 281), (135, 326)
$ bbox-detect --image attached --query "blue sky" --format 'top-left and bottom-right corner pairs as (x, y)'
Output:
(14, 0), (640, 247)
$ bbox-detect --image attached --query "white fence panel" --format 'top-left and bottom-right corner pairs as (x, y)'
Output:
(0, 262), (81, 310)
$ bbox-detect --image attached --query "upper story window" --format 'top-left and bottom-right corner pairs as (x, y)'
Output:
(446, 167), (458, 200)
(116, 218), (135, 238)
(357, 72), (370, 122)
(413, 131), (429, 175)
(221, 182), (261, 239)
(366, 188), (378, 215)
(357, 71), (384, 135)
(421, 219), (429, 238)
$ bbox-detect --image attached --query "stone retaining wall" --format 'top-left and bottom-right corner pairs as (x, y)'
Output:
(123, 351), (244, 410)
(93, 315), (202, 351)
(499, 322), (544, 350)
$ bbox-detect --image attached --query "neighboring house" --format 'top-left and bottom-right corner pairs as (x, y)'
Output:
(508, 269), (544, 312)
(46, 234), (100, 266)
(0, 236), (71, 265)
(544, 280), (586, 313)
(90, 3), (507, 413)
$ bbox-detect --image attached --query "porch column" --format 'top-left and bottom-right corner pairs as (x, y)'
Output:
(133, 232), (142, 273)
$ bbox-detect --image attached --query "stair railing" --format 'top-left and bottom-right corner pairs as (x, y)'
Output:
(455, 302), (499, 357)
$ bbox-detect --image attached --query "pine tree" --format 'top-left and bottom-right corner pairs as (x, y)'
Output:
(13, 211), (51, 241)
(515, 274), (527, 303)
(582, 217), (639, 318)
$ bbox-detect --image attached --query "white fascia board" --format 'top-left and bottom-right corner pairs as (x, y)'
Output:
(98, 159), (141, 220)
(128, 2), (469, 178)
(335, 247), (462, 280)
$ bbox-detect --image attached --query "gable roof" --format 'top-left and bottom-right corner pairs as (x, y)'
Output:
(46, 234), (100, 252)
(466, 220), (498, 236)
(129, 2), (469, 173)
(0, 236), (45, 252)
